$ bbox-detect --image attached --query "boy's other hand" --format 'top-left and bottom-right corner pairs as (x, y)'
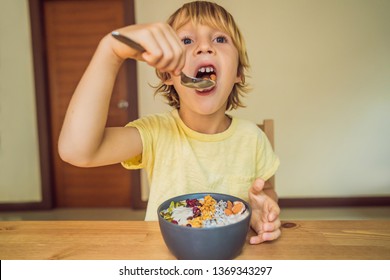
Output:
(248, 178), (281, 244)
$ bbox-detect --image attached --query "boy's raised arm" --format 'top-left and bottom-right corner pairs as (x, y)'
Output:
(58, 24), (185, 167)
(58, 34), (140, 167)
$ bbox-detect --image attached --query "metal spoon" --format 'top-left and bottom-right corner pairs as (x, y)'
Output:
(111, 31), (216, 89)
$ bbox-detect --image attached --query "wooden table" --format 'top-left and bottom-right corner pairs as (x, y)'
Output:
(1, 220), (389, 260)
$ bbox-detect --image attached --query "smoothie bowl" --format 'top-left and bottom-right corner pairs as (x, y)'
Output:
(157, 192), (251, 260)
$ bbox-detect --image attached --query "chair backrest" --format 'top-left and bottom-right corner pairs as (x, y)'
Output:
(258, 119), (276, 188)
(258, 119), (274, 149)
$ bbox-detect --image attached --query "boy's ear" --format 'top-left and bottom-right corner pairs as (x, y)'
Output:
(235, 73), (242, 83)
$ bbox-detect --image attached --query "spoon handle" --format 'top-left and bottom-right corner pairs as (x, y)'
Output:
(111, 31), (145, 52)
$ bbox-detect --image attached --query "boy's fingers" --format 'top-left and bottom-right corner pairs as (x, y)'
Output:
(262, 219), (281, 232)
(268, 206), (280, 222)
(249, 235), (264, 245)
(148, 24), (184, 73)
(249, 178), (265, 196)
(264, 229), (281, 241)
(165, 24), (186, 73)
(142, 31), (169, 68)
(250, 228), (281, 245)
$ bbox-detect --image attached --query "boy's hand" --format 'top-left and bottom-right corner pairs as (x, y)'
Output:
(248, 178), (281, 244)
(110, 23), (185, 75)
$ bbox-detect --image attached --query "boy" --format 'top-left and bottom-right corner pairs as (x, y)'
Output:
(59, 1), (281, 244)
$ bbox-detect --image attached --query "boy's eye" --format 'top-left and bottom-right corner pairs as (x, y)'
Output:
(215, 36), (227, 43)
(182, 37), (193, 45)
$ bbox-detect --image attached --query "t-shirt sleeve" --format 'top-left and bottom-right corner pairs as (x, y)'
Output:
(121, 117), (154, 170)
(256, 130), (280, 181)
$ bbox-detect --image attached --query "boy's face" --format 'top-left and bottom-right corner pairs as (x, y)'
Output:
(165, 21), (241, 116)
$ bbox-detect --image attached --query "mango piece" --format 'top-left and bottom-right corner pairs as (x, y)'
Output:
(232, 202), (244, 214)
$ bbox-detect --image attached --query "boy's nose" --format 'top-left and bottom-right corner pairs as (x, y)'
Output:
(194, 40), (214, 55)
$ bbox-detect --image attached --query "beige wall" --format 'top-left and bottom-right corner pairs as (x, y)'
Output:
(135, 0), (390, 198)
(0, 0), (42, 202)
(0, 0), (389, 204)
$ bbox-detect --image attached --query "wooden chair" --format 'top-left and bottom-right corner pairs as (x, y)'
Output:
(258, 119), (276, 189)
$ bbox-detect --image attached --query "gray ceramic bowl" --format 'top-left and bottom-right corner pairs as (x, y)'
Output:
(157, 192), (251, 260)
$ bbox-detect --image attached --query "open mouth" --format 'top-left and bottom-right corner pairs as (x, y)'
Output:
(195, 66), (217, 82)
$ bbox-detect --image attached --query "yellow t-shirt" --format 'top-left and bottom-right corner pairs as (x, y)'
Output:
(122, 110), (280, 220)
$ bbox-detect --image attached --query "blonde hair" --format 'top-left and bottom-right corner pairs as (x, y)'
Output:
(154, 1), (250, 110)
